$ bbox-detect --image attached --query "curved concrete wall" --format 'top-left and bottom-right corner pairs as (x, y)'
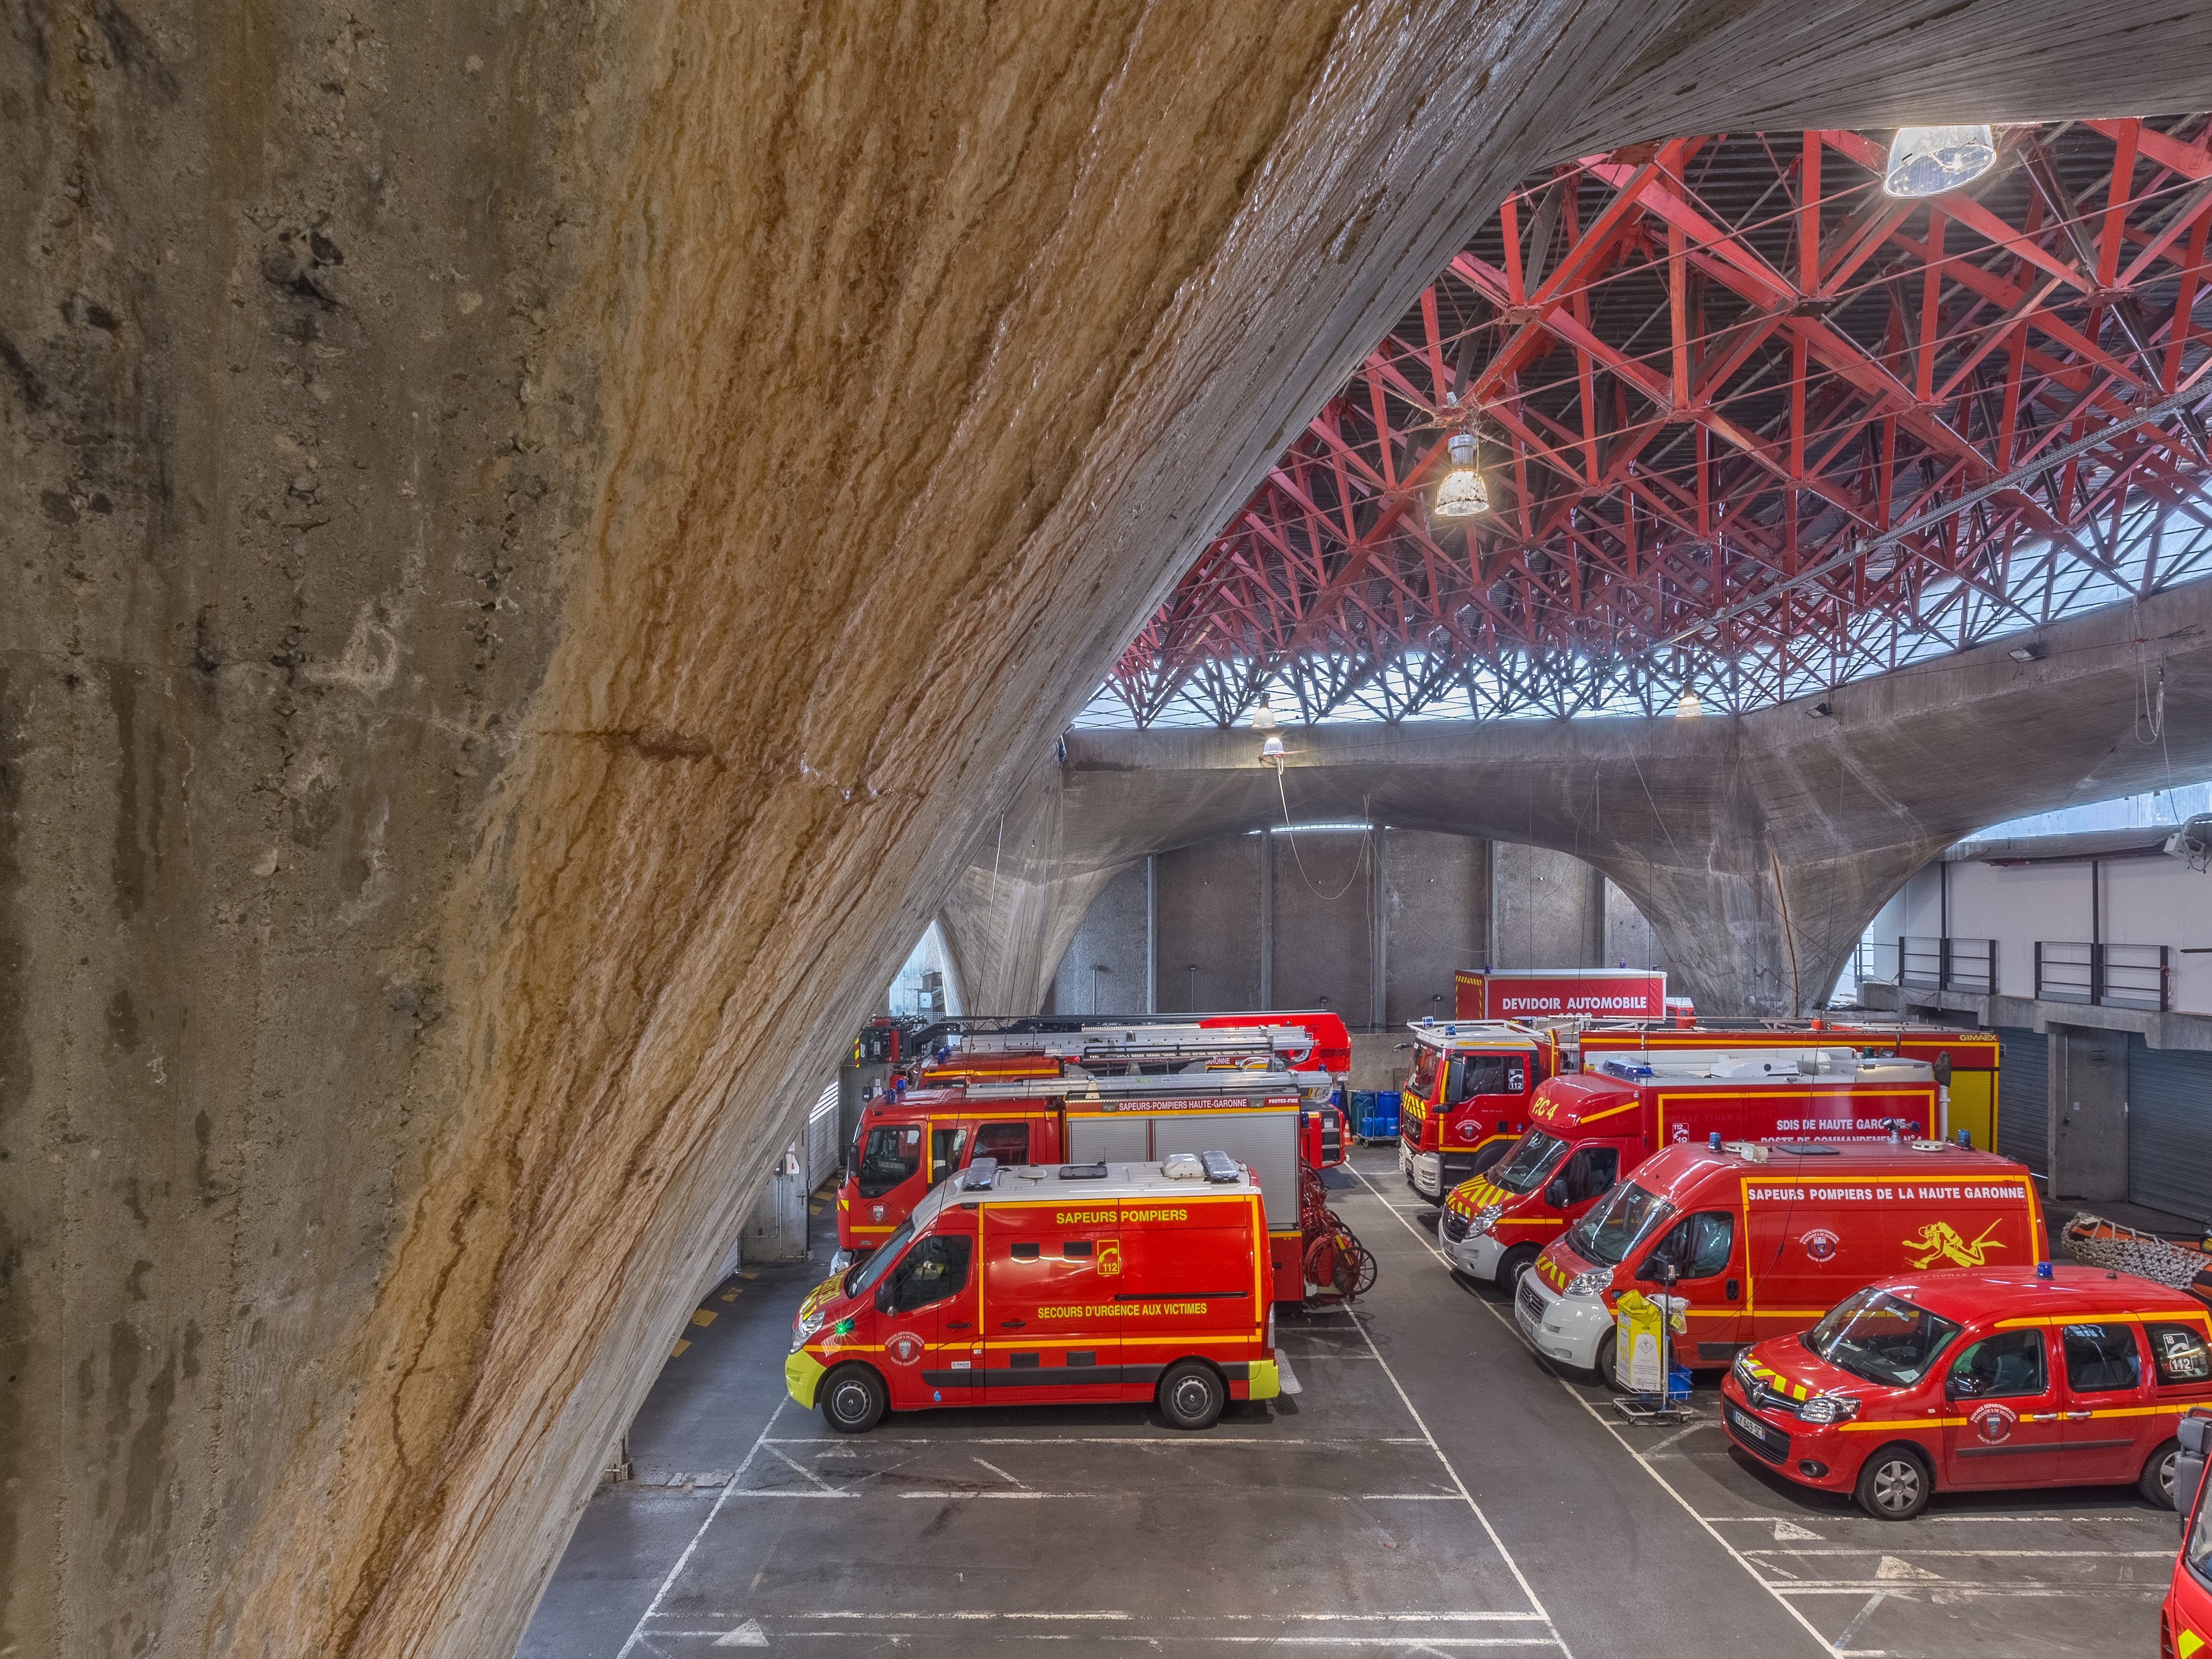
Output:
(8, 4), (2212, 1656)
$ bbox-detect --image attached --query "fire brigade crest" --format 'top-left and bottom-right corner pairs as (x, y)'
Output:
(1970, 1402), (2018, 1444)
(885, 1331), (925, 1366)
(1097, 1241), (1123, 1276)
(1799, 1228), (1839, 1262)
(1902, 1219), (2006, 1271)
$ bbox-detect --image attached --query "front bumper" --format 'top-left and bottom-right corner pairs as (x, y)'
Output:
(1246, 1358), (1282, 1402)
(1403, 1144), (1443, 1200)
(785, 1348), (828, 1410)
(1717, 1377), (1851, 1488)
(1512, 1270), (1611, 1370)
(1445, 1226), (1506, 1280)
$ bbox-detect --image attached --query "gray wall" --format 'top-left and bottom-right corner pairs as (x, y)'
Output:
(1049, 828), (1659, 1027)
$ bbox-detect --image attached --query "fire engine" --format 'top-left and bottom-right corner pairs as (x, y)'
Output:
(1440, 1046), (1941, 1290)
(838, 1015), (1347, 1303)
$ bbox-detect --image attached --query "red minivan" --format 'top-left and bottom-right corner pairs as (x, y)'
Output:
(1721, 1264), (2212, 1520)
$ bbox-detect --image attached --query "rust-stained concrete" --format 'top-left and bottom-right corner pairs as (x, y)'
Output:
(7, 3), (2212, 1657)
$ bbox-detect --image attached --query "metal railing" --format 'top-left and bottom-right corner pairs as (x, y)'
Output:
(2033, 941), (2170, 1012)
(1895, 935), (1997, 994)
(1853, 937), (1901, 986)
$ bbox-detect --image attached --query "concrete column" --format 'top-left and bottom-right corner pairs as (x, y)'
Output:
(1258, 829), (1274, 1010)
(1370, 828), (1388, 1031)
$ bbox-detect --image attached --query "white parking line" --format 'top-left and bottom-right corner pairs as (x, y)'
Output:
(1345, 1162), (1841, 1659)
(615, 1398), (785, 1658)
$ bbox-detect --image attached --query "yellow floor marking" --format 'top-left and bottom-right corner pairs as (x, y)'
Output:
(740, 1270), (759, 1280)
(721, 1290), (741, 1302)
(690, 1309), (717, 1328)
(670, 1339), (691, 1357)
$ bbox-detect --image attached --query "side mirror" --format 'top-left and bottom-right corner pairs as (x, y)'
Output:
(1544, 1180), (1570, 1208)
(1943, 1373), (1970, 1402)
(2178, 1412), (2212, 1528)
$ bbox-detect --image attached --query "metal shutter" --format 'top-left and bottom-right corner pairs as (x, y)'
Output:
(2126, 1035), (2212, 1222)
(805, 1082), (841, 1188)
(1149, 1112), (1299, 1234)
(1996, 1025), (2048, 1174)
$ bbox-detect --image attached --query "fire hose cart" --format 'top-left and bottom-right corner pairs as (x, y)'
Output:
(789, 1151), (1291, 1434)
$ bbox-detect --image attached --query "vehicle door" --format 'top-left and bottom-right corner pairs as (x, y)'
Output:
(2058, 1320), (2154, 1484)
(1637, 1209), (1741, 1361)
(1113, 1201), (1259, 1398)
(873, 1221), (978, 1409)
(981, 1202), (1120, 1400)
(852, 1121), (926, 1243)
(1543, 1144), (1623, 1231)
(1445, 1052), (1532, 1151)
(1939, 1326), (2063, 1487)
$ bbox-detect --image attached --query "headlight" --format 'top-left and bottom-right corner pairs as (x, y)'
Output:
(1565, 1269), (1610, 1297)
(1796, 1393), (1861, 1425)
(1467, 1203), (1504, 1235)
(790, 1306), (827, 1352)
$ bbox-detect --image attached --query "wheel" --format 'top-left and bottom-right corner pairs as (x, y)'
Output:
(1854, 1445), (1932, 1520)
(2141, 1436), (2182, 1508)
(820, 1364), (886, 1434)
(1592, 1331), (1617, 1385)
(1156, 1360), (1227, 1430)
(1500, 1246), (1539, 1291)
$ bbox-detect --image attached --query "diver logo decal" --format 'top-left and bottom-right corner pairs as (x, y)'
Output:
(1097, 1241), (1123, 1277)
(885, 1331), (925, 1367)
(1902, 1219), (2007, 1270)
(1799, 1229), (1838, 1262)
(1970, 1402), (2018, 1445)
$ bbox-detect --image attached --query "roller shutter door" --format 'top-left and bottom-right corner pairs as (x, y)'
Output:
(1995, 1026), (2048, 1174)
(2126, 1035), (2212, 1221)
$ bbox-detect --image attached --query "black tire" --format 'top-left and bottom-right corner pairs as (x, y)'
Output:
(1592, 1331), (1618, 1386)
(820, 1364), (886, 1434)
(1157, 1360), (1227, 1430)
(2142, 1436), (2182, 1508)
(1854, 1444), (1932, 1521)
(1500, 1246), (1539, 1292)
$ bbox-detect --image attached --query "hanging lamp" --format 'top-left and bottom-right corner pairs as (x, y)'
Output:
(1883, 126), (1997, 198)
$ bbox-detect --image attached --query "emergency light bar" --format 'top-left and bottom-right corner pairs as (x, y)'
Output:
(1199, 1150), (1240, 1184)
(959, 1157), (1001, 1191)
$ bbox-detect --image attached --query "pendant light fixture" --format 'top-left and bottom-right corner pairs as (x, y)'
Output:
(1432, 430), (1490, 518)
(1882, 126), (1998, 198)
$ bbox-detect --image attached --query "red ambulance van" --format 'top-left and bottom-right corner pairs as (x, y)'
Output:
(1721, 1265), (2212, 1520)
(1444, 1049), (1939, 1291)
(2164, 1412), (2212, 1654)
(1514, 1137), (2043, 1377)
(789, 1152), (1280, 1433)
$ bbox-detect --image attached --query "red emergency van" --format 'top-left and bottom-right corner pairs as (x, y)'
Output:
(839, 1019), (1344, 1302)
(1443, 1048), (1940, 1291)
(1720, 1265), (2212, 1520)
(1514, 1137), (2044, 1376)
(2164, 1412), (2212, 1654)
(788, 1152), (1281, 1433)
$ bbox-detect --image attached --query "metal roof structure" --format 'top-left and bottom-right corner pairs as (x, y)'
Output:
(1083, 118), (2212, 727)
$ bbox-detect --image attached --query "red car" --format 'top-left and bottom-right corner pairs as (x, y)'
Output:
(1720, 1264), (2212, 1520)
(2161, 1410), (2212, 1655)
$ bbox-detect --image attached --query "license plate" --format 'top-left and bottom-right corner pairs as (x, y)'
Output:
(1727, 1403), (1784, 1450)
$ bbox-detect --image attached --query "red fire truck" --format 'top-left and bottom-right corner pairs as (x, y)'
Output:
(1517, 1136), (2044, 1377)
(1439, 1046), (1941, 1290)
(838, 1016), (1348, 1303)
(789, 1151), (1280, 1433)
(1399, 1017), (1999, 1208)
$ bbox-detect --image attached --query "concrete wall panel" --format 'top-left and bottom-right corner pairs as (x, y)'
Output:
(1272, 829), (1373, 1021)
(1048, 861), (1151, 1015)
(1383, 829), (1488, 1026)
(1153, 837), (1262, 1013)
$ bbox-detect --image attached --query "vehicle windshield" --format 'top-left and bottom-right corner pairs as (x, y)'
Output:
(856, 1122), (923, 1198)
(2189, 1469), (2212, 1584)
(1805, 1288), (1961, 1386)
(1567, 1181), (1673, 1266)
(1409, 1045), (1441, 1103)
(1490, 1130), (1569, 1196)
(842, 1219), (914, 1300)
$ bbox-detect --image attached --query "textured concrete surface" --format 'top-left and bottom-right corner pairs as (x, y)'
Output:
(962, 581), (2212, 1019)
(11, 4), (2212, 1658)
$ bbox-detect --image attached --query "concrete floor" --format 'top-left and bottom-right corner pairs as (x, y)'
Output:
(522, 1153), (2177, 1657)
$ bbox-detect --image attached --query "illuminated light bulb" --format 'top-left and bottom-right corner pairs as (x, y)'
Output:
(1675, 691), (1704, 719)
(1883, 126), (1997, 198)
(1260, 734), (1287, 764)
(1432, 431), (1490, 518)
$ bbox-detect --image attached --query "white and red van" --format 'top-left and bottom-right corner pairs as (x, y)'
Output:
(790, 1152), (1282, 1433)
(1513, 1136), (2044, 1376)
(1444, 1049), (1939, 1290)
(1722, 1265), (2212, 1520)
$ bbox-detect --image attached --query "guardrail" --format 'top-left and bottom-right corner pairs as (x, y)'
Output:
(2033, 941), (2170, 1012)
(1897, 935), (1996, 994)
